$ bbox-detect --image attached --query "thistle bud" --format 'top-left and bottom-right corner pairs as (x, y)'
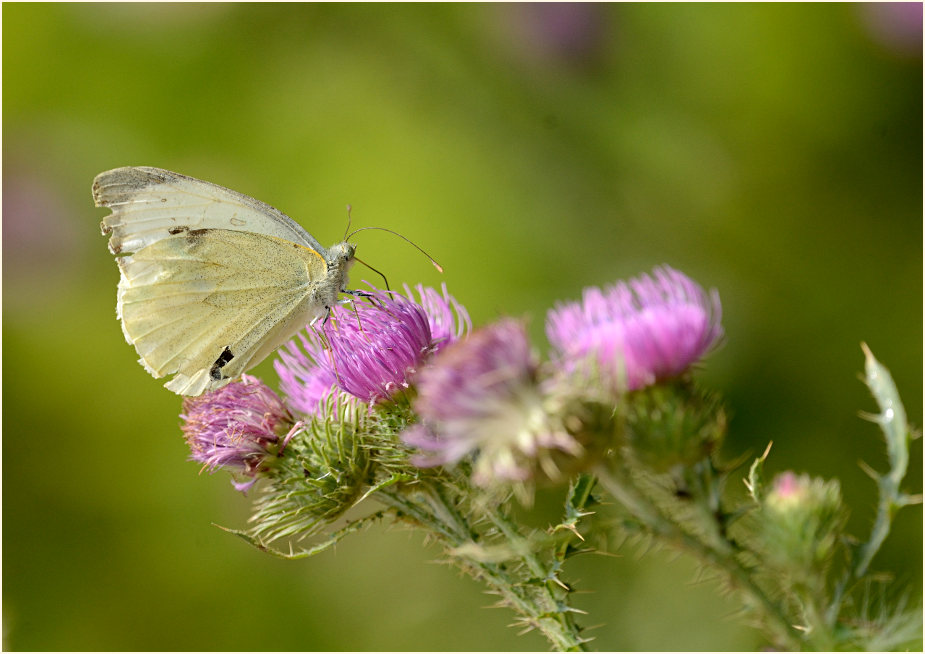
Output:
(622, 382), (726, 472)
(248, 394), (373, 543)
(759, 472), (846, 576)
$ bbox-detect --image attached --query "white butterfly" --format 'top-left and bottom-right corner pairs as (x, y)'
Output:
(95, 166), (356, 396)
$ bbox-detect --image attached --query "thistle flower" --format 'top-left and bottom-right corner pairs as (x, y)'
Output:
(275, 334), (339, 418)
(180, 375), (298, 491)
(275, 283), (470, 408)
(403, 319), (581, 486)
(546, 266), (723, 393)
(403, 282), (472, 354)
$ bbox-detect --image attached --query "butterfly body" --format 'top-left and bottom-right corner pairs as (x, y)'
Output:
(95, 166), (355, 396)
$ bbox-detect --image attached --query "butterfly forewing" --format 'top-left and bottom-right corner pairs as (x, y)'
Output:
(94, 166), (326, 255)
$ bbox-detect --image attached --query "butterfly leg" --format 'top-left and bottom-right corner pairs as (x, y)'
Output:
(337, 290), (379, 341)
(343, 288), (391, 312)
(311, 323), (347, 390)
(342, 289), (376, 301)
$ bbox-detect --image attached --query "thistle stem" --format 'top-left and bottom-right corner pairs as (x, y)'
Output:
(594, 463), (802, 649)
(377, 484), (588, 651)
(793, 580), (835, 651)
(482, 502), (587, 643)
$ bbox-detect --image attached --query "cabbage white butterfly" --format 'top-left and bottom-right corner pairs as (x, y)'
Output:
(95, 166), (358, 396)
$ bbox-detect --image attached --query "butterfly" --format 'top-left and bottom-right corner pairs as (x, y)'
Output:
(94, 166), (357, 396)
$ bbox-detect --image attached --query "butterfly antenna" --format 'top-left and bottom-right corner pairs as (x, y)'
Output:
(343, 205), (353, 241)
(347, 226), (444, 274)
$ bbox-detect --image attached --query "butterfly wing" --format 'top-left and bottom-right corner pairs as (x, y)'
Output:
(94, 166), (327, 256)
(117, 228), (330, 396)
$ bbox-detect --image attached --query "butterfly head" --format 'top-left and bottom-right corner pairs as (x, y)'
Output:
(326, 241), (357, 270)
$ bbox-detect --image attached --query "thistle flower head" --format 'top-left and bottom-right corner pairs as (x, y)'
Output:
(332, 286), (431, 403)
(275, 283), (470, 408)
(546, 266), (723, 393)
(403, 319), (581, 487)
(180, 375), (295, 491)
(274, 334), (340, 418)
(403, 282), (472, 354)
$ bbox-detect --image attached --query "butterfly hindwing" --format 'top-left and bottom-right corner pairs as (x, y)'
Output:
(117, 228), (329, 396)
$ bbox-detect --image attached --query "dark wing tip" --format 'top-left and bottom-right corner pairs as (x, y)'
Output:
(93, 166), (169, 207)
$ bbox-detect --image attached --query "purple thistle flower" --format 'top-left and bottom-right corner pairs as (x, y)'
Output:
(403, 319), (580, 486)
(275, 283), (470, 408)
(323, 289), (433, 403)
(546, 266), (723, 393)
(275, 334), (339, 418)
(180, 375), (297, 491)
(403, 282), (472, 355)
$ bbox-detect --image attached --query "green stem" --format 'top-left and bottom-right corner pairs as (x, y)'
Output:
(482, 502), (587, 645)
(377, 484), (588, 651)
(594, 463), (802, 649)
(794, 581), (835, 651)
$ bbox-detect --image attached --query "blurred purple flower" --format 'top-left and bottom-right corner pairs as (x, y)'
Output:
(180, 375), (297, 491)
(858, 3), (922, 58)
(3, 170), (82, 305)
(276, 283), (470, 408)
(404, 319), (580, 486)
(502, 2), (607, 69)
(546, 266), (723, 393)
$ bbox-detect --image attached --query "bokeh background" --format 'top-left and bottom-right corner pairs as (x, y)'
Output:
(3, 3), (922, 651)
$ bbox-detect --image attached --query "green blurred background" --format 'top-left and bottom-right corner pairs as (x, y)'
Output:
(3, 3), (921, 651)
